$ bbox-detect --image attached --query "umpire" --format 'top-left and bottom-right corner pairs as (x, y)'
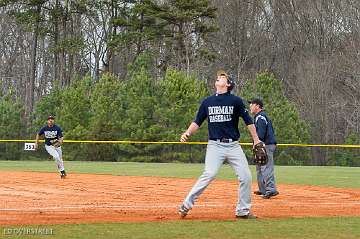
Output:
(249, 98), (279, 199)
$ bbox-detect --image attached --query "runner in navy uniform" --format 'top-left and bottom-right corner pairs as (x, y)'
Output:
(35, 115), (67, 179)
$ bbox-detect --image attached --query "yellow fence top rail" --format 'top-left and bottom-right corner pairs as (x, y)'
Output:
(0, 139), (359, 148)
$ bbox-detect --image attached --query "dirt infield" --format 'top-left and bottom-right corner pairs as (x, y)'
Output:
(0, 171), (359, 225)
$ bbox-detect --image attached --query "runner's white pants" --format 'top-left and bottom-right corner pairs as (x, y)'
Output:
(45, 145), (65, 172)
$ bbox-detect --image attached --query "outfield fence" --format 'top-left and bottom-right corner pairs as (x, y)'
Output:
(0, 139), (359, 166)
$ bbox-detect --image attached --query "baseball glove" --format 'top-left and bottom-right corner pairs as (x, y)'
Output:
(50, 139), (61, 147)
(253, 142), (268, 165)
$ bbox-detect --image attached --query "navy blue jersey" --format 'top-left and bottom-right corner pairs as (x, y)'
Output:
(194, 92), (253, 141)
(254, 111), (277, 145)
(38, 125), (63, 146)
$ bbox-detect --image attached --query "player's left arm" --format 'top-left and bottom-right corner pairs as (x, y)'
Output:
(247, 124), (261, 146)
(57, 127), (64, 145)
(58, 137), (64, 145)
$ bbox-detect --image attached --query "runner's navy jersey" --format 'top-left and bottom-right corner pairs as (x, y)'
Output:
(38, 125), (63, 146)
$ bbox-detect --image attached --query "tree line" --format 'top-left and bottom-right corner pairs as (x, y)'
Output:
(1, 55), (358, 165)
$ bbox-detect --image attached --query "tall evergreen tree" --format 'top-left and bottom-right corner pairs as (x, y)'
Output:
(111, 0), (217, 72)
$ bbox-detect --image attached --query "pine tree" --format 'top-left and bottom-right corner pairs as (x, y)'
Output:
(87, 73), (125, 161)
(154, 69), (209, 162)
(111, 0), (217, 71)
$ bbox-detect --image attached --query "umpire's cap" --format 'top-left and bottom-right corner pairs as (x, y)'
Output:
(47, 115), (55, 120)
(217, 70), (235, 92)
(248, 98), (264, 108)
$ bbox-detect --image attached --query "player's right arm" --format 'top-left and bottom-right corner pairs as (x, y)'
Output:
(180, 99), (207, 142)
(35, 128), (45, 150)
(35, 134), (40, 150)
(180, 123), (200, 142)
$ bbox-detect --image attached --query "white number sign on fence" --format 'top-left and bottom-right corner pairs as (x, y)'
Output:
(24, 143), (36, 151)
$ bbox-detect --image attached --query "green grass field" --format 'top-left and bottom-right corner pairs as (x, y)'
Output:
(0, 160), (359, 239)
(1, 217), (359, 239)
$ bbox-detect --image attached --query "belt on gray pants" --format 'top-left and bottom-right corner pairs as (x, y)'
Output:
(212, 138), (235, 143)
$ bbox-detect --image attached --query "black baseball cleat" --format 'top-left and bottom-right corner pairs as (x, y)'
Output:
(60, 170), (67, 179)
(262, 191), (279, 199)
(178, 204), (190, 218)
(236, 213), (257, 219)
(253, 191), (263, 195)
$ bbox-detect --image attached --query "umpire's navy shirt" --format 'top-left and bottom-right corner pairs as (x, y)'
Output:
(194, 92), (253, 141)
(254, 111), (277, 145)
(38, 125), (63, 146)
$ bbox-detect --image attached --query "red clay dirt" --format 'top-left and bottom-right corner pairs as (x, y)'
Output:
(0, 171), (359, 225)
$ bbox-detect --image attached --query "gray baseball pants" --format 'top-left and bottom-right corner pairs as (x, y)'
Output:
(256, 144), (277, 194)
(183, 140), (252, 216)
(45, 145), (65, 172)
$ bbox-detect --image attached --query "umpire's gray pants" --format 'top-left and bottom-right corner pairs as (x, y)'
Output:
(183, 140), (252, 216)
(45, 145), (65, 172)
(256, 144), (277, 194)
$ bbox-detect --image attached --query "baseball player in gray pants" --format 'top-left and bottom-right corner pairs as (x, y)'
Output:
(179, 70), (262, 219)
(35, 115), (67, 179)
